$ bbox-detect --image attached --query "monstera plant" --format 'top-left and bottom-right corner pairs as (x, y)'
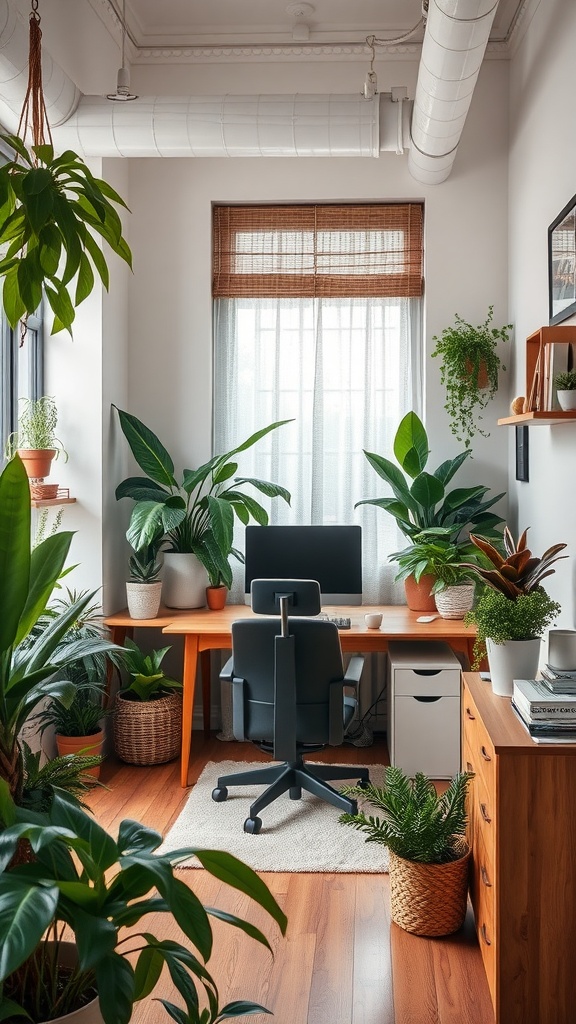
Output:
(0, 134), (132, 334)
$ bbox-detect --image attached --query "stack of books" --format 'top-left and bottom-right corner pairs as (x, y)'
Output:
(540, 664), (576, 693)
(512, 677), (576, 743)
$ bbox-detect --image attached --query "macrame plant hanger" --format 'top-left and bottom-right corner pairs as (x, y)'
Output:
(16, 0), (52, 343)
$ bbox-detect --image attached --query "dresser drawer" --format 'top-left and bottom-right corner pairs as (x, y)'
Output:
(462, 686), (496, 792)
(394, 667), (461, 697)
(469, 759), (496, 859)
(470, 821), (497, 1009)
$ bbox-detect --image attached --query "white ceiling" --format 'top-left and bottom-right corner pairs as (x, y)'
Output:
(99, 0), (525, 51)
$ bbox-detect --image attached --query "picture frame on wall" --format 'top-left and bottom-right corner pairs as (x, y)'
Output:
(515, 424), (529, 482)
(548, 192), (576, 325)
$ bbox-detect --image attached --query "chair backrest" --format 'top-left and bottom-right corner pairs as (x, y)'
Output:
(230, 579), (345, 748)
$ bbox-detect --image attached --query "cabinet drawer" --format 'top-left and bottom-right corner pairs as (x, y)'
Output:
(394, 667), (461, 697)
(470, 824), (497, 1009)
(462, 689), (496, 792)
(392, 694), (461, 778)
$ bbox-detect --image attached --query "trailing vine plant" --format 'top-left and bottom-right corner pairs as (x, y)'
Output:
(431, 306), (513, 449)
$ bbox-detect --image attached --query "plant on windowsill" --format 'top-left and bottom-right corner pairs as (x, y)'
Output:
(113, 638), (183, 765)
(355, 411), (505, 611)
(4, 395), (68, 489)
(339, 766), (474, 936)
(114, 406), (292, 609)
(126, 544), (163, 619)
(554, 370), (576, 411)
(462, 527), (566, 696)
(431, 306), (513, 448)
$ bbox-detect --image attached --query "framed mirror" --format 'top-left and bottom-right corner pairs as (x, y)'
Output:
(548, 192), (576, 325)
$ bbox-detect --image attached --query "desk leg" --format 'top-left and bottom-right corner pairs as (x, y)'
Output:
(201, 650), (211, 738)
(181, 634), (199, 787)
(105, 625), (133, 709)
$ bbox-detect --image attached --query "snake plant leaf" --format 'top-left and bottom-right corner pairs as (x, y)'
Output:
(393, 411), (429, 477)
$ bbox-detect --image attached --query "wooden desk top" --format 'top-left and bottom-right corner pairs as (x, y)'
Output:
(464, 672), (576, 754)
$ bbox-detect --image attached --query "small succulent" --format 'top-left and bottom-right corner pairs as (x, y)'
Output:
(461, 527), (567, 600)
(554, 370), (576, 391)
(128, 548), (162, 583)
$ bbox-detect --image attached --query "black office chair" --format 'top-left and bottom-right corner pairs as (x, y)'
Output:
(212, 579), (370, 833)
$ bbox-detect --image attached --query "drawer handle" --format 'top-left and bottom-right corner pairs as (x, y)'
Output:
(481, 923), (492, 946)
(480, 803), (492, 824)
(480, 865), (492, 887)
(480, 745), (492, 762)
(465, 707), (476, 721)
(413, 696), (442, 703)
(466, 761), (473, 773)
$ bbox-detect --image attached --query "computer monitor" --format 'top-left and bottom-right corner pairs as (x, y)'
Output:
(244, 525), (362, 605)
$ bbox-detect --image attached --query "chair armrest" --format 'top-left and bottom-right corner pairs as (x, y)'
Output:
(343, 654), (364, 690)
(219, 656), (234, 682)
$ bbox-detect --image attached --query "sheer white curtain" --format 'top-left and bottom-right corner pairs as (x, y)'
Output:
(213, 295), (422, 603)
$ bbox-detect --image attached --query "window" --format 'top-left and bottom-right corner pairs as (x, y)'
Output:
(213, 203), (423, 603)
(0, 307), (44, 464)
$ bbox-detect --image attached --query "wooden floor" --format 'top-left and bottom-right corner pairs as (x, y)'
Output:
(90, 736), (495, 1024)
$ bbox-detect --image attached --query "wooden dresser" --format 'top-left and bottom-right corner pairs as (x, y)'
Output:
(462, 673), (576, 1024)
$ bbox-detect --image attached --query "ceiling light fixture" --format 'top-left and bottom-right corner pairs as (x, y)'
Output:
(362, 2), (428, 100)
(107, 0), (137, 101)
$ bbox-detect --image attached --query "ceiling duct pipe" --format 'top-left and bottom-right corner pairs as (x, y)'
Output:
(408, 0), (499, 184)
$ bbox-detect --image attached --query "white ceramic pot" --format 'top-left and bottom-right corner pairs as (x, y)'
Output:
(557, 390), (576, 411)
(162, 552), (208, 609)
(44, 942), (104, 1024)
(126, 581), (162, 619)
(435, 584), (475, 620)
(486, 637), (541, 697)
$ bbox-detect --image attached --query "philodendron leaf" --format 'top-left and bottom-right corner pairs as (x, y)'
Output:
(0, 877), (59, 981)
(393, 412), (429, 478)
(114, 407), (177, 487)
(2, 266), (26, 328)
(410, 472), (444, 512)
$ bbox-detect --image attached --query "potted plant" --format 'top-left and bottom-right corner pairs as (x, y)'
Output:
(0, 135), (132, 336)
(355, 411), (505, 610)
(114, 407), (292, 608)
(431, 306), (513, 449)
(553, 370), (576, 411)
(113, 639), (183, 765)
(339, 766), (474, 936)
(0, 784), (287, 1024)
(390, 530), (480, 619)
(0, 455), (121, 804)
(126, 544), (163, 619)
(462, 527), (566, 696)
(4, 395), (68, 490)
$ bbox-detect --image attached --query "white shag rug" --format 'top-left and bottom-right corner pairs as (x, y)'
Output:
(160, 760), (389, 873)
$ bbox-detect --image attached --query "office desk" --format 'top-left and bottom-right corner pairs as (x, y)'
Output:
(157, 605), (477, 786)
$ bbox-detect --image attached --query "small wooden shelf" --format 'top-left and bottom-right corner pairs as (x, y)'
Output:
(31, 497), (77, 508)
(498, 410), (576, 426)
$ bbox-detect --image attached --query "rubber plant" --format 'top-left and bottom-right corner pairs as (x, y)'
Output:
(431, 306), (513, 449)
(0, 3), (131, 336)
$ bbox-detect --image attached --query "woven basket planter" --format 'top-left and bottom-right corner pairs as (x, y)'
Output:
(389, 845), (471, 936)
(114, 692), (182, 765)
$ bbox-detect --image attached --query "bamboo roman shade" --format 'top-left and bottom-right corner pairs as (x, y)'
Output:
(212, 203), (424, 299)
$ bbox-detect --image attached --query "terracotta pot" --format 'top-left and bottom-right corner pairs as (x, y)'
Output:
(56, 729), (104, 779)
(464, 359), (489, 390)
(404, 574), (436, 612)
(206, 585), (228, 610)
(17, 447), (57, 479)
(30, 481), (59, 500)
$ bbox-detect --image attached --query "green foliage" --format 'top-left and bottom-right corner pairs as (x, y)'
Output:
(0, 135), (132, 334)
(462, 526), (567, 599)
(0, 457), (120, 802)
(4, 395), (68, 461)
(114, 407), (292, 586)
(355, 411), (505, 546)
(465, 587), (561, 667)
(128, 547), (162, 584)
(390, 530), (482, 593)
(339, 766), (473, 864)
(20, 742), (103, 812)
(119, 638), (182, 702)
(0, 785), (287, 1024)
(431, 306), (513, 449)
(554, 370), (576, 391)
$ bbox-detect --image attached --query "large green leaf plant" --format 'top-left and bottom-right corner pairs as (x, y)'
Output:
(0, 134), (132, 334)
(355, 411), (505, 547)
(0, 455), (117, 803)
(114, 408), (292, 589)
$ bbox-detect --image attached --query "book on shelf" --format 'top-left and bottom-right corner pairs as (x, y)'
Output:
(541, 666), (576, 693)
(513, 678), (576, 720)
(511, 702), (576, 744)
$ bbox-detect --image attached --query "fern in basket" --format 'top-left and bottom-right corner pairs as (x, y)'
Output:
(340, 766), (473, 864)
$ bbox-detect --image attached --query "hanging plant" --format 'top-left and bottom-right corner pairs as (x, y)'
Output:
(0, 0), (131, 336)
(431, 306), (513, 449)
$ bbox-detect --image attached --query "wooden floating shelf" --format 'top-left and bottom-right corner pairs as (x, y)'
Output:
(31, 497), (77, 508)
(498, 411), (576, 426)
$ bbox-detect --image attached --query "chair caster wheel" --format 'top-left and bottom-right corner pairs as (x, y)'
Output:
(212, 786), (228, 802)
(244, 816), (262, 834)
(357, 778), (370, 790)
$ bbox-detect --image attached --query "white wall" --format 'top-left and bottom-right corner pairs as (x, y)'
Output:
(509, 0), (576, 625)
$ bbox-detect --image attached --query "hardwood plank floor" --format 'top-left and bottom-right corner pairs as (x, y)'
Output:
(90, 736), (494, 1024)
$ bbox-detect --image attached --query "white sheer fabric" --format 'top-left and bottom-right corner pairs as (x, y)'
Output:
(213, 296), (421, 604)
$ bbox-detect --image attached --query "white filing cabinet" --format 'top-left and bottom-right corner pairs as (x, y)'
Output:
(387, 641), (461, 779)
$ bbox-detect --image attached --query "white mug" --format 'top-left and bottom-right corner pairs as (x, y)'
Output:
(548, 629), (576, 671)
(364, 612), (383, 629)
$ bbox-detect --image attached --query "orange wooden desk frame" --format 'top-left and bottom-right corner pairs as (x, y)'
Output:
(104, 605), (476, 787)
